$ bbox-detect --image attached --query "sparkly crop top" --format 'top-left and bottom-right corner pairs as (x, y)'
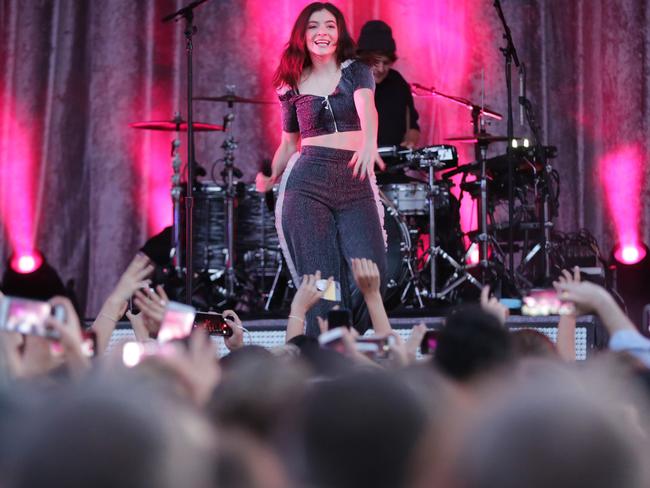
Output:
(278, 59), (375, 138)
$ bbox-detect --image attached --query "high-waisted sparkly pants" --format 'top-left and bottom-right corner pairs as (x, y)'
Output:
(275, 145), (387, 336)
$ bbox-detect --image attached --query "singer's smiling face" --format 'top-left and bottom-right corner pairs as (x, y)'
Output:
(305, 9), (338, 58)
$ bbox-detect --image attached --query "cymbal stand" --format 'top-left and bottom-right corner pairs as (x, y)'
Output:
(170, 137), (183, 269)
(162, 0), (211, 304)
(220, 98), (242, 298)
(416, 154), (481, 299)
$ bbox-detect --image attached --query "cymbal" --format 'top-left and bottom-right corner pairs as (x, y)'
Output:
(130, 118), (224, 132)
(445, 134), (513, 144)
(193, 94), (275, 105)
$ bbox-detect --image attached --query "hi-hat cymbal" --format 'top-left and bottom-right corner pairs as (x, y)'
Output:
(445, 134), (515, 144)
(193, 94), (275, 105)
(130, 118), (224, 132)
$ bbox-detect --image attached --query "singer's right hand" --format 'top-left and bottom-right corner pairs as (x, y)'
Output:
(255, 172), (275, 193)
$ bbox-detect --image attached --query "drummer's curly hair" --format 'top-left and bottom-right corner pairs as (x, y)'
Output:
(273, 2), (356, 90)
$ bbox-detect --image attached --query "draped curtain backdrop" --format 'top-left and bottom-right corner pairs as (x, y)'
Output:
(1, 0), (649, 315)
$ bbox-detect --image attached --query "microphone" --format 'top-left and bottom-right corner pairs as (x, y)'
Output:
(259, 159), (275, 212)
(260, 158), (273, 177)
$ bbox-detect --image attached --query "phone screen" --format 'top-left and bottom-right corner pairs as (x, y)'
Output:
(157, 301), (196, 343)
(316, 279), (341, 302)
(0, 297), (55, 338)
(522, 289), (575, 316)
(420, 330), (439, 355)
(193, 312), (233, 337)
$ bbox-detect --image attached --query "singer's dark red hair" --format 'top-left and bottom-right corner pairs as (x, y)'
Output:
(273, 2), (356, 90)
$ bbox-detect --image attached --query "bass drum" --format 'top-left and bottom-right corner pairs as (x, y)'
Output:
(381, 194), (413, 310)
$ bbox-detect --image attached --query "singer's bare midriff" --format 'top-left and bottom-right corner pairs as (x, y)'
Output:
(301, 130), (364, 152)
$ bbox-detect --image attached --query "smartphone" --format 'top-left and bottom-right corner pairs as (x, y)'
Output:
(316, 279), (341, 302)
(420, 330), (439, 355)
(356, 335), (396, 360)
(327, 309), (351, 330)
(318, 327), (346, 353)
(157, 301), (196, 343)
(193, 312), (234, 337)
(521, 289), (575, 316)
(0, 296), (59, 339)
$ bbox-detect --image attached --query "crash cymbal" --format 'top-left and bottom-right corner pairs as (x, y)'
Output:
(130, 118), (224, 132)
(445, 134), (513, 144)
(193, 94), (275, 105)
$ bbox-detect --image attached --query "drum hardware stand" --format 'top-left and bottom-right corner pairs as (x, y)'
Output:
(170, 135), (183, 270)
(494, 0), (522, 283)
(416, 154), (481, 300)
(162, 0), (210, 304)
(220, 99), (242, 298)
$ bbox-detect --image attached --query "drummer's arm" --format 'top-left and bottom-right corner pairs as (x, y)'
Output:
(271, 131), (300, 181)
(401, 107), (420, 149)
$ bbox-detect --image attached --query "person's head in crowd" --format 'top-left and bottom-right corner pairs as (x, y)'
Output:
(434, 305), (513, 383)
(399, 365), (463, 488)
(209, 353), (308, 444)
(7, 380), (217, 488)
(218, 345), (274, 377)
(357, 20), (397, 84)
(216, 430), (292, 488)
(300, 370), (427, 488)
(510, 329), (557, 359)
(454, 377), (648, 488)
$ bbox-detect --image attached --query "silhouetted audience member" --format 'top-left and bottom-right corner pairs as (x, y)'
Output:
(455, 381), (646, 488)
(300, 371), (427, 488)
(511, 329), (558, 359)
(7, 381), (217, 488)
(434, 306), (513, 382)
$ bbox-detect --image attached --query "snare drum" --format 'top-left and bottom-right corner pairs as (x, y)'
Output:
(380, 181), (453, 216)
(381, 183), (429, 215)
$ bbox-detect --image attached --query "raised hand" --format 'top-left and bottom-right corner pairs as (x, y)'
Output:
(46, 296), (90, 374)
(222, 309), (244, 352)
(480, 285), (509, 325)
(351, 258), (381, 297)
(133, 285), (170, 337)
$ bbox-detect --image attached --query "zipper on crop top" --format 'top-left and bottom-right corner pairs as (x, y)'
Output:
(323, 95), (339, 132)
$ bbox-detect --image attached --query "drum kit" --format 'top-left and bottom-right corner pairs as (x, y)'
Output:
(130, 89), (557, 312)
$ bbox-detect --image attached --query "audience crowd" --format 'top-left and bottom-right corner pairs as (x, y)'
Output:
(1, 254), (650, 488)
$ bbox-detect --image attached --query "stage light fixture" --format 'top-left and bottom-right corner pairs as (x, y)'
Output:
(10, 251), (43, 274)
(611, 243), (650, 332)
(2, 252), (67, 301)
(613, 243), (647, 265)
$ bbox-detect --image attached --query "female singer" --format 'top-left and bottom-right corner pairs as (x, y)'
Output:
(256, 2), (386, 335)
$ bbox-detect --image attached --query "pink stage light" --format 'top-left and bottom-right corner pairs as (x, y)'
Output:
(466, 242), (480, 265)
(10, 252), (43, 274)
(613, 244), (647, 265)
(599, 145), (645, 261)
(0, 98), (38, 264)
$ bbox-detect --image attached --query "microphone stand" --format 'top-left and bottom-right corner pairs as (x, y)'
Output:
(493, 0), (520, 283)
(162, 0), (209, 305)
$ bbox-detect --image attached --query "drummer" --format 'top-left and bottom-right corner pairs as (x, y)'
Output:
(356, 20), (421, 184)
